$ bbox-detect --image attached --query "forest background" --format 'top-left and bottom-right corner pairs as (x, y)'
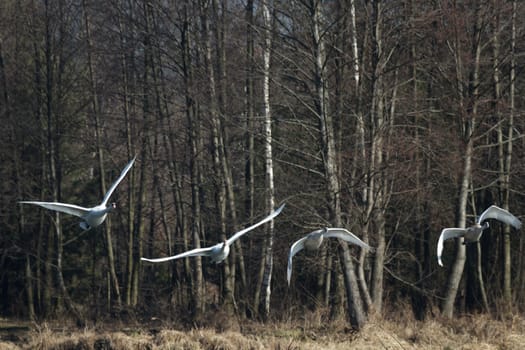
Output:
(1, 0), (525, 333)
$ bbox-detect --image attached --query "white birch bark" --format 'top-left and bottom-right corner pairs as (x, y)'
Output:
(349, 0), (373, 312)
(260, 0), (275, 317)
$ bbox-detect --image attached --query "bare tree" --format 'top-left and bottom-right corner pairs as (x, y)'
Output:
(313, 0), (366, 328)
(491, 0), (515, 311)
(440, 1), (484, 318)
(82, 0), (122, 309)
(259, 0), (277, 318)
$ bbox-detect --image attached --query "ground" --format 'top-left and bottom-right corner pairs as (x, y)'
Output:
(1, 313), (525, 349)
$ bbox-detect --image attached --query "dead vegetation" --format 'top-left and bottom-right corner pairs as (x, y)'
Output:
(2, 313), (525, 350)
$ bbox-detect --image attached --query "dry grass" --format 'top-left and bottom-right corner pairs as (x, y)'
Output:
(1, 313), (525, 349)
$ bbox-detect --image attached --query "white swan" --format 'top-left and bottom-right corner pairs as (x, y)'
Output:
(141, 203), (285, 264)
(20, 156), (136, 230)
(287, 227), (371, 286)
(437, 205), (521, 266)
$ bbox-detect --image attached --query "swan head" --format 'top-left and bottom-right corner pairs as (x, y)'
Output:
(108, 202), (117, 211)
(80, 222), (90, 231)
(473, 222), (489, 230)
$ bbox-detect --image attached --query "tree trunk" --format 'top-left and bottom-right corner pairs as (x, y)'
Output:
(201, 0), (237, 313)
(476, 238), (490, 312)
(180, 0), (202, 313)
(349, 0), (372, 313)
(510, 1), (525, 304)
(441, 137), (471, 318)
(441, 1), (483, 318)
(244, 0), (257, 316)
(492, 0), (514, 311)
(25, 253), (36, 320)
(115, 4), (138, 307)
(44, 0), (84, 325)
(313, 0), (365, 328)
(29, 0), (52, 319)
(8, 52), (36, 319)
(34, 74), (45, 316)
(259, 0), (276, 318)
(47, 91), (84, 326)
(244, 0), (255, 242)
(189, 118), (204, 317)
(410, 0), (429, 319)
(369, 0), (387, 314)
(185, 1), (203, 313)
(83, 0), (122, 310)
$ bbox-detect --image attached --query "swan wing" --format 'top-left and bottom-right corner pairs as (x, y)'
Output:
(226, 203), (285, 246)
(101, 156), (136, 206)
(323, 228), (371, 250)
(141, 246), (214, 263)
(19, 201), (90, 218)
(437, 228), (466, 267)
(287, 236), (307, 286)
(477, 205), (521, 229)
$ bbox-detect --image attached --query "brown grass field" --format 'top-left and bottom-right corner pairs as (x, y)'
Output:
(2, 312), (525, 349)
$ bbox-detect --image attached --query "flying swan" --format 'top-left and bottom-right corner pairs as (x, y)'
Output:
(20, 156), (136, 231)
(141, 203), (285, 264)
(437, 205), (521, 267)
(287, 227), (371, 286)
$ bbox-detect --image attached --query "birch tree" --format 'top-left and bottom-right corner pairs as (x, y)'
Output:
(258, 0), (277, 318)
(440, 1), (483, 318)
(347, 0), (375, 312)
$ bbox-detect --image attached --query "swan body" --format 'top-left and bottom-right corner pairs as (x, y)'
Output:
(437, 205), (521, 266)
(287, 227), (371, 286)
(141, 203), (285, 264)
(20, 156), (136, 230)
